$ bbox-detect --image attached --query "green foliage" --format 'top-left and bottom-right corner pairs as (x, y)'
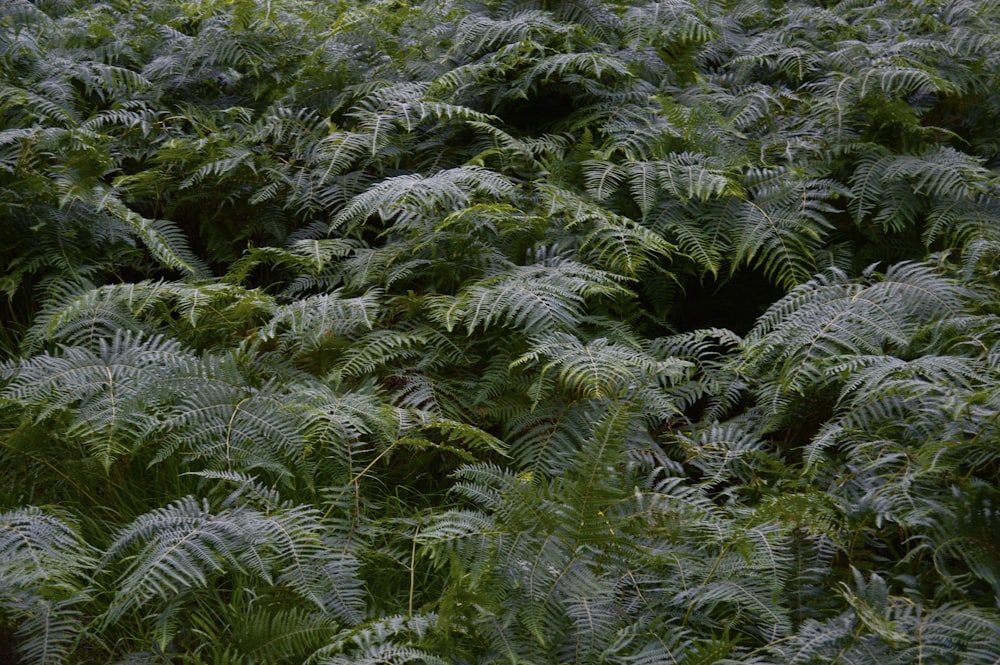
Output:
(2, 0), (1000, 662)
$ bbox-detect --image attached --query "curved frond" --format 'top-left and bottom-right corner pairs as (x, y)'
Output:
(431, 261), (630, 335)
(3, 331), (189, 470)
(101, 495), (364, 624)
(330, 166), (515, 234)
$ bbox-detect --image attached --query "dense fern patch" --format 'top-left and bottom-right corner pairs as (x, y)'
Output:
(2, 0), (999, 662)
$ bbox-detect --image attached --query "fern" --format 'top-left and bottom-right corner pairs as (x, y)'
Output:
(622, 0), (716, 46)
(455, 10), (567, 57)
(2, 331), (189, 470)
(767, 571), (1000, 663)
(101, 494), (364, 626)
(851, 146), (994, 234)
(232, 606), (338, 662)
(329, 166), (515, 233)
(541, 184), (678, 277)
(512, 331), (690, 401)
(0, 507), (93, 665)
(741, 262), (966, 416)
(24, 279), (275, 353)
(431, 260), (631, 335)
(256, 289), (382, 359)
(4, 0), (1000, 661)
(153, 375), (308, 478)
(96, 196), (210, 278)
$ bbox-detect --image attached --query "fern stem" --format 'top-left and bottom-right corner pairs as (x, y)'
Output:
(408, 524), (419, 619)
(349, 441), (398, 486)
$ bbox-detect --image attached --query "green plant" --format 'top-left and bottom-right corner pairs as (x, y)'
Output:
(2, 0), (1000, 662)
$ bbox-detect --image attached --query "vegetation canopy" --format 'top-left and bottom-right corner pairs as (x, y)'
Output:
(1, 0), (999, 662)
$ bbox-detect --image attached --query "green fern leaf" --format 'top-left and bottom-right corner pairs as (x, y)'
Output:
(3, 331), (189, 470)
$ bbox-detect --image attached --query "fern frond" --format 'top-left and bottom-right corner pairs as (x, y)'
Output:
(431, 261), (630, 335)
(503, 401), (599, 476)
(329, 166), (514, 233)
(653, 201), (729, 278)
(25, 279), (275, 353)
(622, 0), (716, 46)
(539, 183), (675, 276)
(741, 262), (966, 419)
(513, 332), (689, 400)
(154, 376), (306, 478)
(769, 579), (1000, 663)
(650, 328), (745, 420)
(657, 152), (736, 202)
(524, 52), (633, 88)
(851, 147), (992, 233)
(233, 606), (338, 662)
(95, 193), (209, 278)
(308, 608), (446, 663)
(454, 10), (567, 57)
(327, 328), (431, 385)
(3, 331), (189, 470)
(550, 189), (679, 278)
(0, 506), (93, 591)
(0, 507), (92, 665)
(102, 495), (364, 624)
(257, 289), (381, 358)
(671, 419), (778, 493)
(12, 597), (87, 665)
(23, 279), (143, 352)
